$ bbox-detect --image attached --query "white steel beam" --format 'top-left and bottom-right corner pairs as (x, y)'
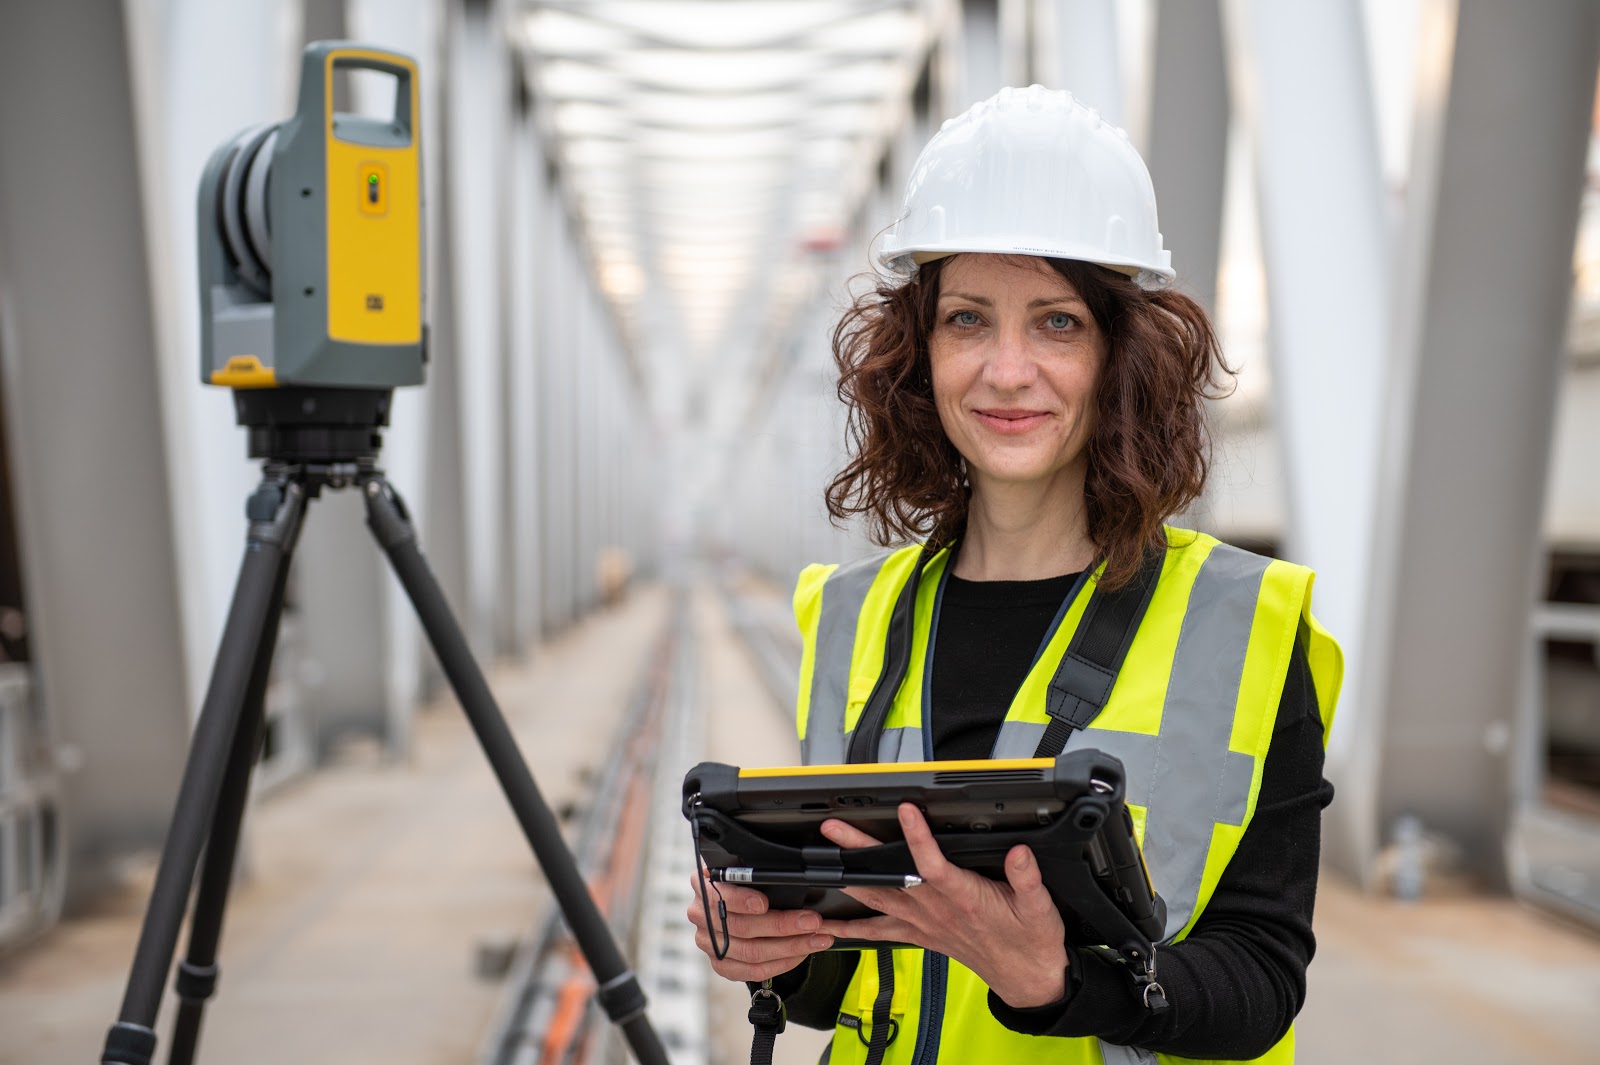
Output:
(506, 82), (546, 653)
(446, 0), (511, 659)
(1146, 0), (1228, 316)
(1223, 0), (1389, 880)
(950, 0), (1004, 114)
(1032, 0), (1123, 125)
(1361, 0), (1599, 885)
(422, 170), (472, 687)
(0, 0), (191, 901)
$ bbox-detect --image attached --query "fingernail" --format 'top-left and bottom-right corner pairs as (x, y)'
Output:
(811, 935), (834, 950)
(747, 896), (766, 914)
(798, 912), (820, 931)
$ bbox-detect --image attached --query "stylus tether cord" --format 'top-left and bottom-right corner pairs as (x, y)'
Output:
(689, 794), (731, 960)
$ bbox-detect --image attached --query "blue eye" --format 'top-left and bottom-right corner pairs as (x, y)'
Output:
(949, 310), (981, 326)
(1046, 312), (1076, 330)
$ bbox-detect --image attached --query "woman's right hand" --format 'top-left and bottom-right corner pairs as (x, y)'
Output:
(686, 872), (835, 983)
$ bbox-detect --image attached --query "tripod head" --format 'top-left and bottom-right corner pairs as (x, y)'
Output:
(232, 387), (390, 466)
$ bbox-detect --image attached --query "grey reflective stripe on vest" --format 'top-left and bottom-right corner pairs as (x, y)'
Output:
(1010, 544), (1268, 942)
(801, 550), (895, 765)
(876, 725), (924, 763)
(991, 721), (1048, 759)
(1137, 545), (1266, 935)
(1097, 1042), (1158, 1065)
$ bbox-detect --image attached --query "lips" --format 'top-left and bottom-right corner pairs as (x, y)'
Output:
(973, 408), (1051, 434)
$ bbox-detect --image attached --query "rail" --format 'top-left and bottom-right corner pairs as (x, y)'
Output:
(477, 591), (706, 1065)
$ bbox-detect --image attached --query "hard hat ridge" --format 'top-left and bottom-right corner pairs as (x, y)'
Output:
(878, 84), (1174, 289)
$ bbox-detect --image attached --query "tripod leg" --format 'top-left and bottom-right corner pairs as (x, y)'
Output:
(165, 557), (291, 1065)
(102, 475), (309, 1065)
(361, 475), (670, 1065)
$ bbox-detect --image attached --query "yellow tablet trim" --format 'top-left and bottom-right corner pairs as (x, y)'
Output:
(738, 757), (1055, 778)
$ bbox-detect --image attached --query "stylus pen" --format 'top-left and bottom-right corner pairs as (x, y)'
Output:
(713, 867), (923, 889)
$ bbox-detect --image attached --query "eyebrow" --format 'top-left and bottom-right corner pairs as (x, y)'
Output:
(940, 291), (1086, 309)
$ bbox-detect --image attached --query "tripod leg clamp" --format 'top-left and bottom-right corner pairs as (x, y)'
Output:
(361, 477), (415, 551)
(102, 1022), (158, 1065)
(175, 960), (221, 1003)
(595, 970), (649, 1025)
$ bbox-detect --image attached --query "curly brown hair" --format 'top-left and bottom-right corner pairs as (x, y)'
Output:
(824, 255), (1235, 588)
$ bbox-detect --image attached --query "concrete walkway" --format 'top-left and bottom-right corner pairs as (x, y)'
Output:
(1300, 874), (1600, 1064)
(0, 585), (671, 1065)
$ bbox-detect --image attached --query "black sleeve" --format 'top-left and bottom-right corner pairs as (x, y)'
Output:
(747, 949), (860, 1031)
(988, 638), (1334, 1059)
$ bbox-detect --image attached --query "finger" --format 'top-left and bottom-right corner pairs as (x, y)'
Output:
(710, 952), (816, 985)
(814, 914), (916, 944)
(837, 885), (912, 920)
(696, 927), (836, 966)
(898, 803), (955, 883)
(688, 889), (822, 938)
(696, 926), (814, 982)
(720, 907), (825, 941)
(819, 818), (883, 849)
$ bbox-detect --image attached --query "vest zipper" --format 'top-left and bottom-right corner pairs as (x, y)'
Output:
(908, 950), (948, 1065)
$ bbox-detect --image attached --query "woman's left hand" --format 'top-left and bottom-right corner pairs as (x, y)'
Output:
(815, 803), (1069, 1009)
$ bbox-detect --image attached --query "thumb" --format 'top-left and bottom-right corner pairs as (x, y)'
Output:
(1003, 845), (1051, 910)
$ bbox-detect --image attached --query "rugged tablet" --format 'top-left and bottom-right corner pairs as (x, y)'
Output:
(682, 748), (1166, 957)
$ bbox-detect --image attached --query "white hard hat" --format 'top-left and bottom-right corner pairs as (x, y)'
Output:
(877, 85), (1174, 289)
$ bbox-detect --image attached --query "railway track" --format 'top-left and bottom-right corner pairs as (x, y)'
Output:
(477, 592), (706, 1065)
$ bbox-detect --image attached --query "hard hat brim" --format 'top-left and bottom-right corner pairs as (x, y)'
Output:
(880, 243), (1175, 290)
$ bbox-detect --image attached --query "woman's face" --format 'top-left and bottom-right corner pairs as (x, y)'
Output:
(928, 254), (1107, 496)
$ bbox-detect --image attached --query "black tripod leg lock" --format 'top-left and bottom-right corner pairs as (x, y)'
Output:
(246, 478), (306, 550)
(174, 960), (220, 1003)
(245, 482), (284, 523)
(361, 476), (415, 550)
(595, 970), (650, 1025)
(101, 1022), (158, 1065)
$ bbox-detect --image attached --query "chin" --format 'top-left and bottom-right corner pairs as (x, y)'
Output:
(974, 461), (1063, 486)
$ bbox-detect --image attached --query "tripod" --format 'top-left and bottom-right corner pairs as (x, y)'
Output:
(101, 389), (669, 1065)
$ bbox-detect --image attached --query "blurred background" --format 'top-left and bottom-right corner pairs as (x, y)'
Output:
(1, 0), (1599, 1063)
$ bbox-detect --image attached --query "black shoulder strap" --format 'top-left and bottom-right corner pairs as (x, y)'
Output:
(842, 551), (929, 1065)
(845, 545), (934, 765)
(1033, 548), (1165, 757)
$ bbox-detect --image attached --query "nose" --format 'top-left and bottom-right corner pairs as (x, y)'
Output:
(981, 323), (1038, 393)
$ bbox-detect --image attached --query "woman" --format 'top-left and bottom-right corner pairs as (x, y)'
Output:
(689, 86), (1341, 1065)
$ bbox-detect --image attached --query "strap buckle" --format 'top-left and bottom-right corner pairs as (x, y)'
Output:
(748, 985), (786, 1035)
(837, 1013), (900, 1047)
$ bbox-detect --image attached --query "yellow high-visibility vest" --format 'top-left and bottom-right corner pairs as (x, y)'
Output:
(793, 530), (1342, 1065)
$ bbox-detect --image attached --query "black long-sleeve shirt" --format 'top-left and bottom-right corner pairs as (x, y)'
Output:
(769, 570), (1333, 1060)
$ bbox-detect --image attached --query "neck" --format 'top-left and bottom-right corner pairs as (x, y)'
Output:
(952, 466), (1096, 581)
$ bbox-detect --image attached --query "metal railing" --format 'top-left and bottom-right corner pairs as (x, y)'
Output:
(0, 663), (65, 951)
(1509, 603), (1600, 929)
